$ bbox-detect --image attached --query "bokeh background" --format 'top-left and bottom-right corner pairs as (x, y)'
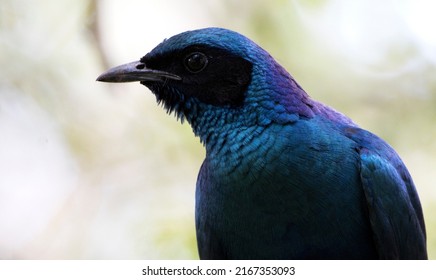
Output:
(0, 0), (435, 259)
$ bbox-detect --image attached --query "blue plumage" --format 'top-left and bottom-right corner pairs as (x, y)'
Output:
(97, 28), (427, 259)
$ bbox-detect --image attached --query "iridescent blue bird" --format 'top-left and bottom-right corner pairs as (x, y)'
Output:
(97, 28), (427, 259)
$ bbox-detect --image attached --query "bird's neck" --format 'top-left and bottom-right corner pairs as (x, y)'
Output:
(186, 60), (317, 148)
(186, 103), (254, 149)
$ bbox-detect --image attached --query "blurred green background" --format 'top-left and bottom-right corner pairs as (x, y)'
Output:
(0, 0), (435, 259)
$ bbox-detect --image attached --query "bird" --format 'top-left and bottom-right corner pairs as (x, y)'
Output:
(97, 27), (427, 259)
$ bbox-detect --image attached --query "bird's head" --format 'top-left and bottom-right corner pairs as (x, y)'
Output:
(97, 28), (314, 144)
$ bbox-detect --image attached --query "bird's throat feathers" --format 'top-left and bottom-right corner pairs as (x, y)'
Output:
(146, 58), (318, 150)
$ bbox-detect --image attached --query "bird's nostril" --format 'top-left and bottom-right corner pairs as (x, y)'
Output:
(136, 63), (145, 70)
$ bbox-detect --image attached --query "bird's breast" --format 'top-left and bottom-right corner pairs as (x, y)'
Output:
(195, 119), (376, 259)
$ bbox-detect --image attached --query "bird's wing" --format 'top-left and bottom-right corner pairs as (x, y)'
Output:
(358, 147), (427, 259)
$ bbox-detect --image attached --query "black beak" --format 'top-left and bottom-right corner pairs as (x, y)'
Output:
(96, 61), (181, 83)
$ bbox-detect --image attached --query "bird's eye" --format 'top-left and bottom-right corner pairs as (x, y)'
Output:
(184, 52), (208, 73)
